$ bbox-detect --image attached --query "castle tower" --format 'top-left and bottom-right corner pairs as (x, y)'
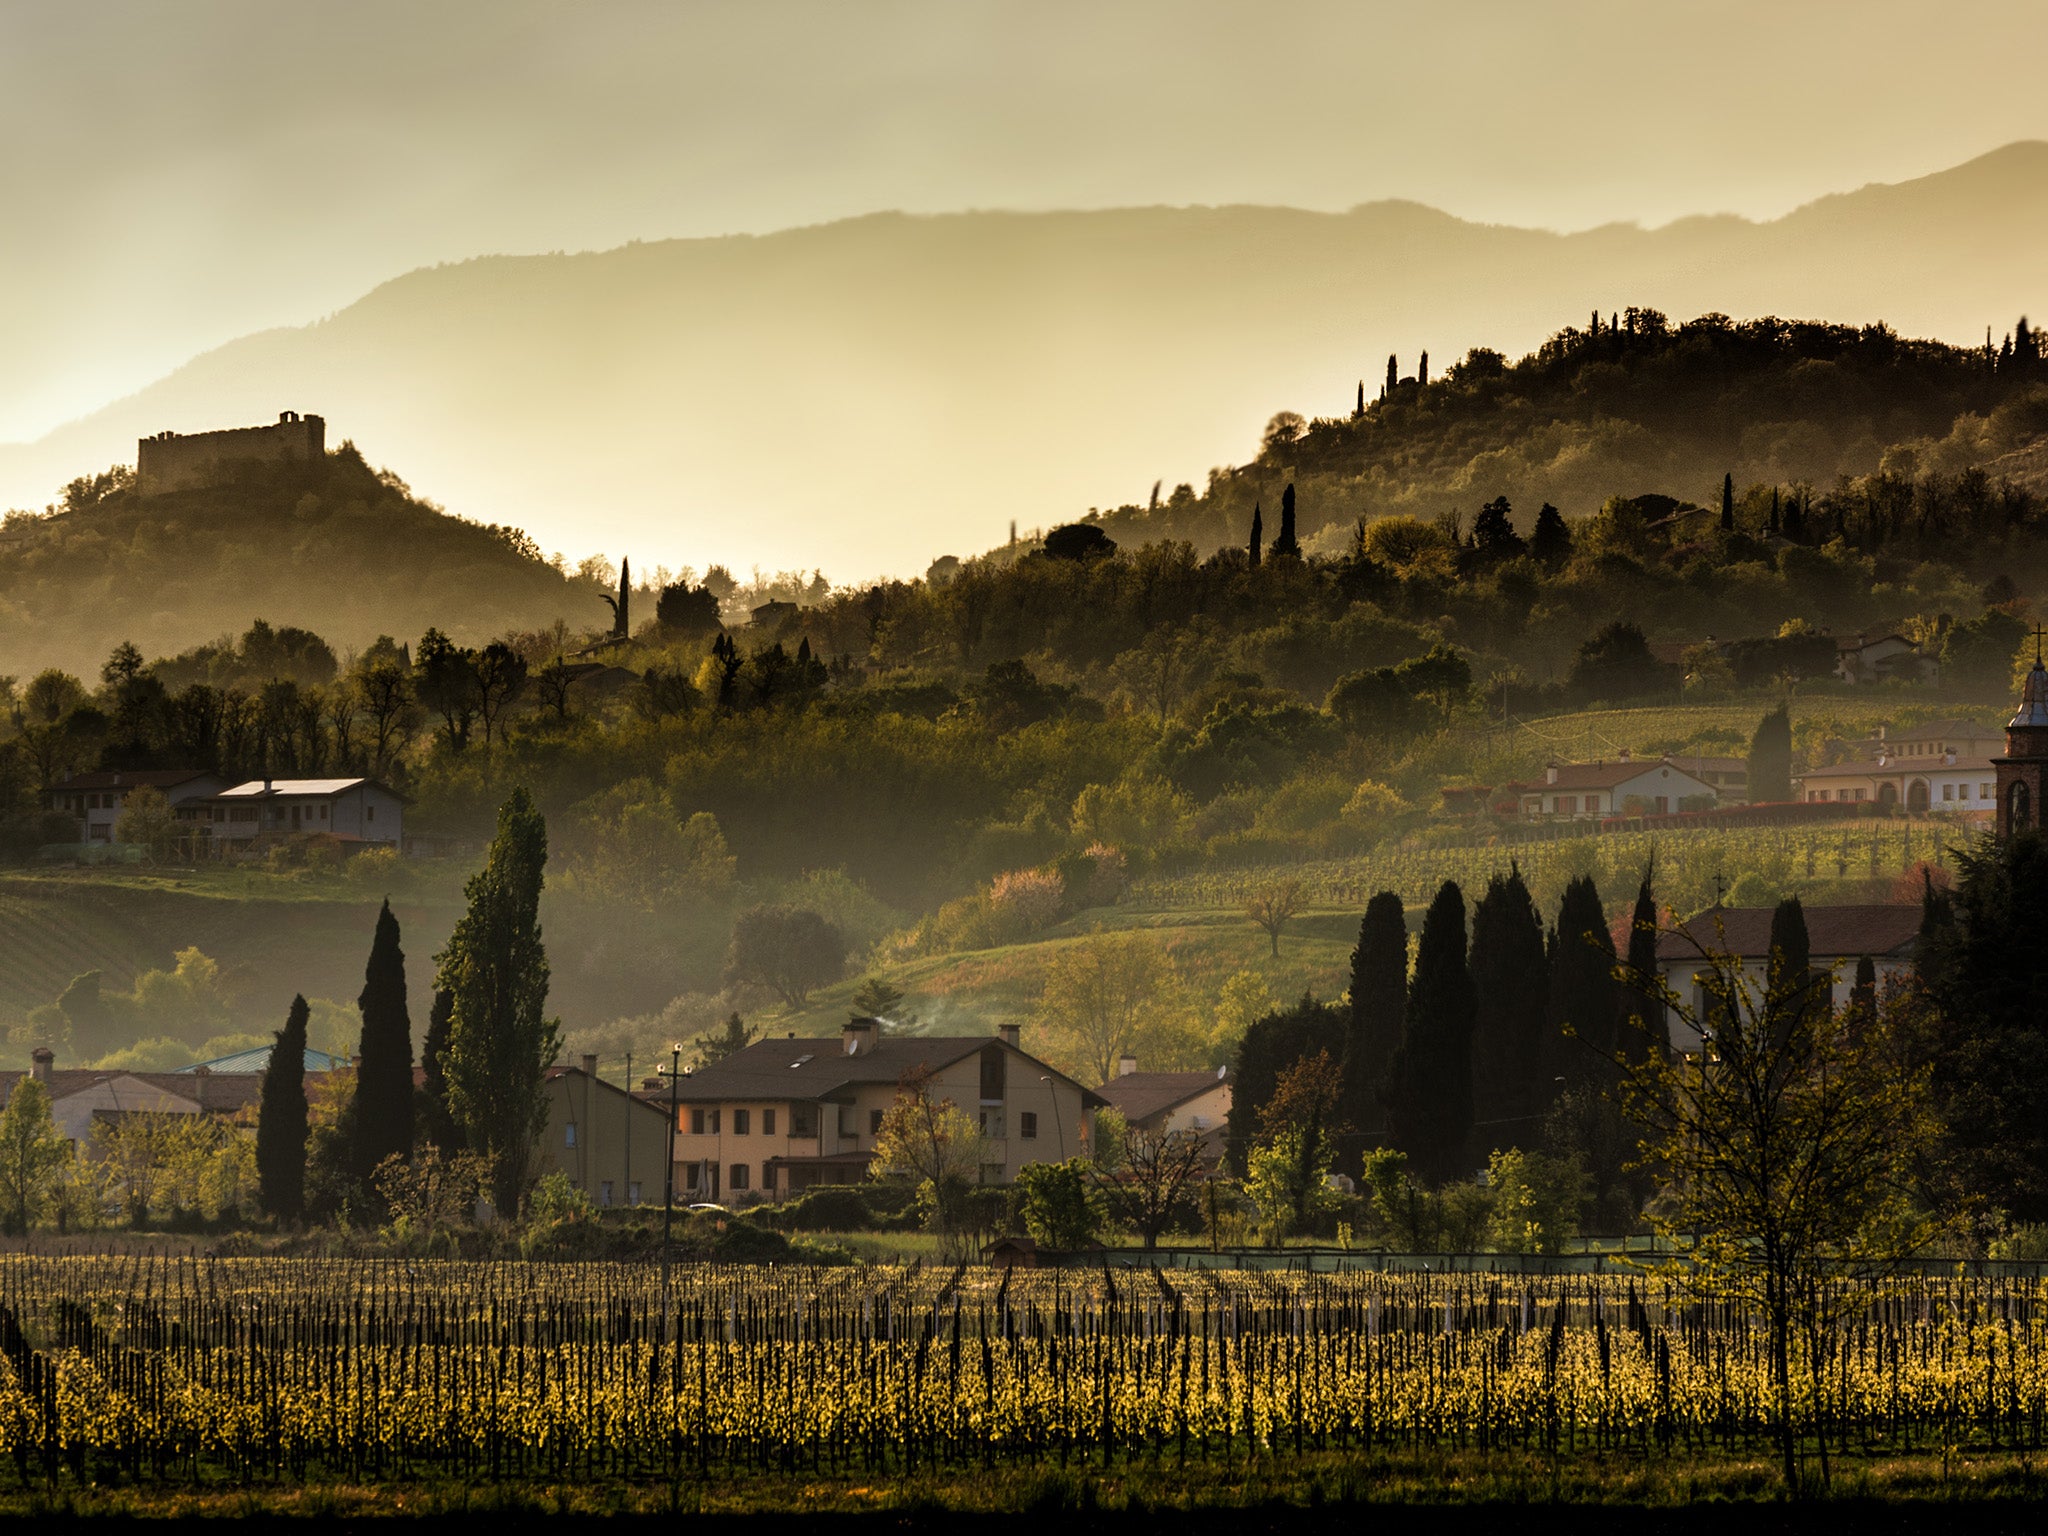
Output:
(1994, 637), (2048, 836)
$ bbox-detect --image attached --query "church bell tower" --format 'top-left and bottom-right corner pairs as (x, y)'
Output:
(1995, 636), (2048, 837)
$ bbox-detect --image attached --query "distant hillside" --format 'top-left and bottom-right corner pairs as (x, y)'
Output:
(0, 445), (604, 676)
(4, 144), (2048, 580)
(1092, 311), (2048, 554)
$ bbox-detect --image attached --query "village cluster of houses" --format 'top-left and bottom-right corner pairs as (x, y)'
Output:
(47, 770), (407, 855)
(2, 892), (1919, 1213)
(1448, 716), (2004, 824)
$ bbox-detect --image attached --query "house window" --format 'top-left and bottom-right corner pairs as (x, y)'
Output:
(1983, 784), (1995, 799)
(627, 1181), (642, 1206)
(837, 1107), (853, 1137)
(729, 1164), (750, 1191)
(1943, 784), (1954, 801)
(709, 1108), (720, 1134)
(367, 805), (375, 822)
(565, 1122), (578, 1148)
(979, 1109), (1006, 1139)
(868, 1108), (884, 1134)
(599, 1180), (614, 1206)
(791, 1105), (815, 1137)
(1556, 795), (1577, 815)
(979, 1162), (1004, 1186)
(762, 1108), (777, 1135)
(1020, 1111), (1038, 1140)
(684, 1163), (701, 1191)
(733, 1109), (750, 1135)
(690, 1109), (706, 1135)
(320, 805), (328, 820)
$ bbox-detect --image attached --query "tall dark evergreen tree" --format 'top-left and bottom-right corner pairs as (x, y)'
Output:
(255, 995), (310, 1222)
(1620, 860), (1666, 1063)
(417, 987), (462, 1151)
(1545, 875), (1617, 1087)
(1467, 867), (1548, 1143)
(1530, 502), (1572, 567)
(1469, 496), (1526, 563)
(351, 900), (414, 1182)
(1720, 472), (1735, 532)
(1383, 353), (1397, 397)
(1338, 891), (1407, 1160)
(1766, 896), (1811, 1000)
(1418, 350), (1429, 387)
(1922, 830), (2048, 1218)
(1768, 486), (1782, 534)
(1746, 703), (1793, 803)
(1385, 881), (1475, 1185)
(1270, 483), (1301, 559)
(1247, 503), (1263, 568)
(1226, 994), (1346, 1175)
(1354, 380), (1364, 418)
(436, 787), (561, 1213)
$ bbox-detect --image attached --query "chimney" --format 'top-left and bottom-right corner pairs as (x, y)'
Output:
(29, 1047), (52, 1083)
(1117, 1053), (1138, 1077)
(843, 1017), (878, 1057)
(580, 1052), (598, 1080)
(1618, 748), (1631, 763)
(998, 1023), (1020, 1049)
(1545, 764), (1559, 786)
(642, 1077), (662, 1091)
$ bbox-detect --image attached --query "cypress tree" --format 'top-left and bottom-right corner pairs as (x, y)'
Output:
(1418, 350), (1429, 387)
(1746, 703), (1793, 803)
(1383, 353), (1397, 397)
(1354, 380), (1364, 418)
(1720, 472), (1735, 532)
(1620, 859), (1666, 1063)
(351, 900), (414, 1182)
(1766, 896), (1816, 1037)
(255, 996), (310, 1221)
(1385, 881), (1474, 1185)
(1270, 483), (1301, 559)
(1467, 866), (1548, 1141)
(436, 787), (561, 1214)
(1545, 875), (1617, 1087)
(1226, 994), (1346, 1175)
(1339, 891), (1406, 1158)
(1530, 502), (1571, 567)
(1248, 503), (1263, 568)
(1923, 830), (2048, 1217)
(418, 986), (462, 1151)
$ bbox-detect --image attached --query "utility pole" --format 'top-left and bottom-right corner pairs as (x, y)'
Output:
(623, 1050), (632, 1207)
(658, 1046), (687, 1329)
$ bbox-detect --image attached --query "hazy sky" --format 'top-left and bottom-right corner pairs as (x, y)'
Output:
(4, 0), (2045, 443)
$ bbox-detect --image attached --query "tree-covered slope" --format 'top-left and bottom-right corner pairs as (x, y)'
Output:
(0, 445), (605, 675)
(1092, 310), (2048, 556)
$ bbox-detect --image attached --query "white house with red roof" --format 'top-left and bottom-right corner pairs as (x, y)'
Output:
(1513, 754), (1718, 820)
(1653, 904), (1923, 1052)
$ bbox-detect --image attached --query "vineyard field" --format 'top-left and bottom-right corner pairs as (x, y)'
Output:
(1131, 816), (1971, 921)
(0, 1255), (2043, 1505)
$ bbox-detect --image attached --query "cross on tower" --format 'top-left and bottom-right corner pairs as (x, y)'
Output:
(2034, 624), (2046, 666)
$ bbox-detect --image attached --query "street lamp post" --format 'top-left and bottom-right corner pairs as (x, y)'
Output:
(1038, 1074), (1063, 1159)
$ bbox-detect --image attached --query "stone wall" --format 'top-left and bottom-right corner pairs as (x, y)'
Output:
(136, 411), (326, 495)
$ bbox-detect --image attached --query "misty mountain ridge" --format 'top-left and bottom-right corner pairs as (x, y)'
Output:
(3, 144), (2046, 584)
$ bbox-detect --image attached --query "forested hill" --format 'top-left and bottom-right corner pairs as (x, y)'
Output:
(0, 445), (604, 676)
(1089, 311), (2048, 556)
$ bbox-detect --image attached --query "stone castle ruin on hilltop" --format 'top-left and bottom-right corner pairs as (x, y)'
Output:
(136, 411), (325, 495)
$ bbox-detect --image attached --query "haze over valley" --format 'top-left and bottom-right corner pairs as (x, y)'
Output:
(7, 144), (2048, 581)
